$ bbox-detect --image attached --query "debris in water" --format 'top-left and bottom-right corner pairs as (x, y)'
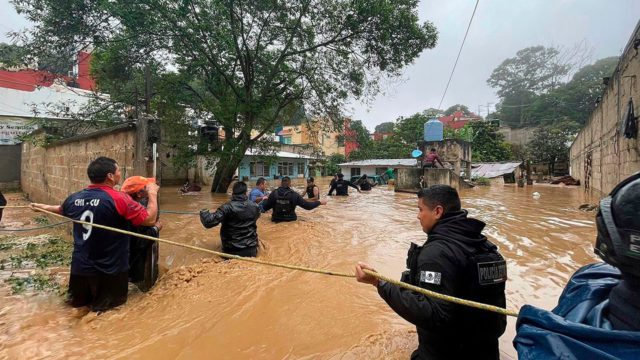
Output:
(532, 192), (541, 199)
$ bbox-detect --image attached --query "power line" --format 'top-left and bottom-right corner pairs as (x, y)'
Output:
(438, 0), (480, 110)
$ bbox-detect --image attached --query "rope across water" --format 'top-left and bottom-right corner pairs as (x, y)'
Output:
(0, 205), (519, 317)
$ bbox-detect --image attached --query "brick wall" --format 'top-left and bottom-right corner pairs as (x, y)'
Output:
(21, 125), (137, 204)
(569, 21), (640, 197)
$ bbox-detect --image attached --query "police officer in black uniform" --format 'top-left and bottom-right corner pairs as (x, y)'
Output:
(356, 185), (506, 360)
(200, 182), (261, 257)
(262, 176), (327, 222)
(357, 174), (378, 191)
(328, 173), (361, 196)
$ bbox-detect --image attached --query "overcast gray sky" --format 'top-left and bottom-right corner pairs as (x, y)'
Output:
(2, 0), (639, 130)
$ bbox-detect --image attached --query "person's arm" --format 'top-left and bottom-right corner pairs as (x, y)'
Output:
(348, 181), (362, 193)
(356, 244), (459, 331)
(261, 191), (276, 212)
(30, 203), (63, 214)
(138, 183), (159, 226)
(295, 193), (323, 210)
(328, 182), (336, 196)
(310, 186), (320, 201)
(200, 205), (227, 228)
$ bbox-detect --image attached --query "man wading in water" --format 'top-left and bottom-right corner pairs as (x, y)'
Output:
(302, 177), (320, 201)
(328, 173), (361, 196)
(262, 176), (326, 222)
(200, 181), (261, 257)
(355, 185), (507, 359)
(31, 157), (160, 312)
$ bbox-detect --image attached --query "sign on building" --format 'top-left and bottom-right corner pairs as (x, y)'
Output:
(0, 119), (38, 145)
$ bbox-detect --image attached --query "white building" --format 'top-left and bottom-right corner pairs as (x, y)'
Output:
(338, 158), (418, 178)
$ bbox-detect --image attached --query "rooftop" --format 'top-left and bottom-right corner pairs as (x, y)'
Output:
(338, 158), (417, 167)
(471, 162), (522, 178)
(244, 148), (315, 159)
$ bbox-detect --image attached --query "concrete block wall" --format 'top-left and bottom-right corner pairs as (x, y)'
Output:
(21, 126), (137, 204)
(569, 21), (640, 197)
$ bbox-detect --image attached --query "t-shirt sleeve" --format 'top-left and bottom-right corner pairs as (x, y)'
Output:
(60, 197), (71, 216)
(115, 193), (149, 227)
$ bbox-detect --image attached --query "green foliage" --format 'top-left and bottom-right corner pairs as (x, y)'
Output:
(473, 177), (491, 186)
(444, 124), (474, 142)
(468, 121), (512, 162)
(33, 216), (50, 225)
(526, 122), (576, 175)
(374, 121), (395, 133)
(13, 0), (438, 192)
(488, 44), (618, 128)
(2, 236), (72, 295)
(324, 153), (346, 175)
(488, 46), (570, 98)
(0, 42), (73, 73)
(523, 56), (618, 127)
(444, 104), (471, 116)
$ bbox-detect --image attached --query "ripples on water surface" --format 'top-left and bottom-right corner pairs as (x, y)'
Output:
(0, 180), (598, 359)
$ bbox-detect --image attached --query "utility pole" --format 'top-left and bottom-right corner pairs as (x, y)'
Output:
(486, 102), (494, 118)
(144, 63), (151, 114)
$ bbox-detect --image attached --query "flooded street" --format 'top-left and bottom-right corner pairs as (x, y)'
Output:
(0, 179), (598, 359)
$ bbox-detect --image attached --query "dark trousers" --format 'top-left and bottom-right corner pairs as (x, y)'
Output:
(67, 272), (129, 312)
(223, 246), (258, 257)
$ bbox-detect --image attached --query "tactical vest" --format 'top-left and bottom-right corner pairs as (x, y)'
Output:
(274, 189), (295, 218)
(402, 237), (507, 339)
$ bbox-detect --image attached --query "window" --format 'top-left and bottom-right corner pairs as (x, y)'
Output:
(250, 162), (269, 177)
(278, 162), (294, 176)
(375, 167), (387, 175)
(282, 136), (292, 144)
(350, 168), (361, 177)
(298, 162), (306, 176)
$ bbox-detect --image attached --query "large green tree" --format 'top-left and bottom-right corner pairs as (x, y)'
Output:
(14, 0), (437, 192)
(527, 122), (577, 175)
(524, 56), (618, 126)
(488, 46), (571, 98)
(468, 121), (511, 162)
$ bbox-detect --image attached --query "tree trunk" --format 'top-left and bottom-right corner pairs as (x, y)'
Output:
(210, 145), (247, 193)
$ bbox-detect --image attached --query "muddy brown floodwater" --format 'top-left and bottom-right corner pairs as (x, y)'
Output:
(0, 179), (599, 359)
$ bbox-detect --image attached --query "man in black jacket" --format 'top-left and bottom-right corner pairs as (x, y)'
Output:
(262, 176), (326, 222)
(357, 174), (378, 191)
(356, 185), (507, 360)
(328, 173), (361, 196)
(200, 182), (261, 257)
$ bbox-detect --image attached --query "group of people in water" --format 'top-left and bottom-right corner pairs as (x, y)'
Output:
(7, 155), (639, 359)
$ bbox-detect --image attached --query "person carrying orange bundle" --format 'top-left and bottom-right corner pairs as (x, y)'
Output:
(121, 176), (162, 292)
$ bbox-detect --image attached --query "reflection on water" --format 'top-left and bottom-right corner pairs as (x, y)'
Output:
(0, 179), (598, 359)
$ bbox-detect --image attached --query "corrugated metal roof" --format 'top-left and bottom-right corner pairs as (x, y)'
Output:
(244, 148), (314, 159)
(471, 162), (522, 178)
(338, 158), (417, 167)
(0, 83), (97, 118)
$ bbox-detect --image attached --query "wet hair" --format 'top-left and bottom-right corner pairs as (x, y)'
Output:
(337, 173), (344, 179)
(362, 174), (368, 179)
(281, 176), (291, 187)
(233, 181), (247, 195)
(256, 177), (266, 186)
(87, 157), (117, 184)
(307, 177), (314, 182)
(417, 185), (461, 213)
(430, 148), (437, 152)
